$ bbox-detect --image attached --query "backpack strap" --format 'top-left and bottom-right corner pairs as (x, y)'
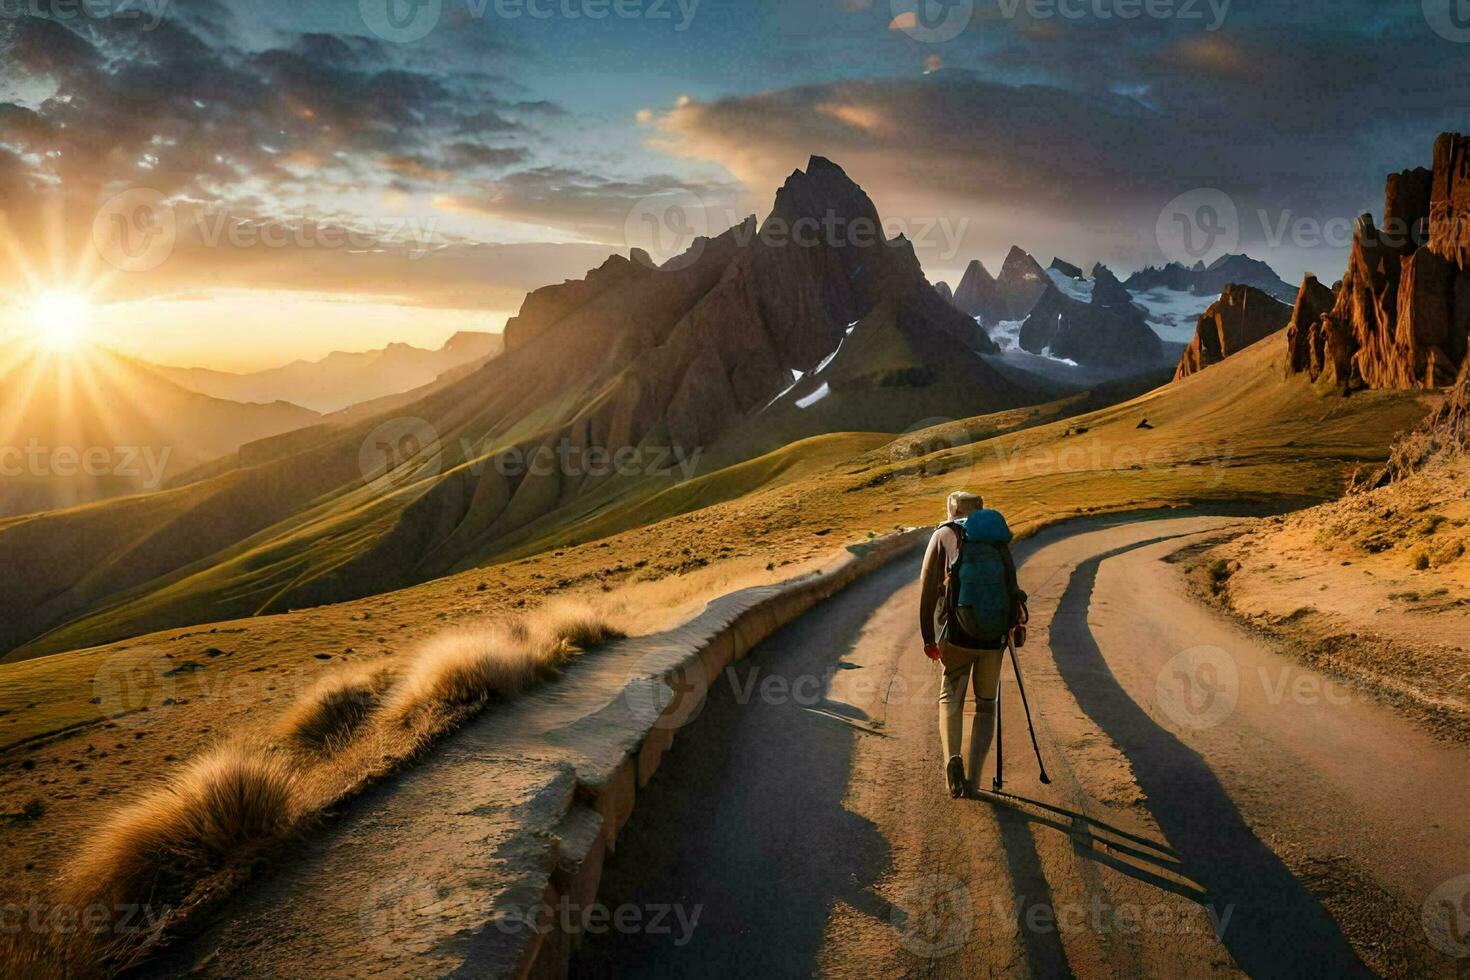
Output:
(941, 519), (965, 554)
(940, 520), (966, 615)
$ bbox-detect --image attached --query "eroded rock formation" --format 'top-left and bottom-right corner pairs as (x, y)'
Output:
(1286, 133), (1470, 391)
(1175, 284), (1293, 380)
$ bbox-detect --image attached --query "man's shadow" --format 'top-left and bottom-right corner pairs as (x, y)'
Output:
(1036, 536), (1371, 977)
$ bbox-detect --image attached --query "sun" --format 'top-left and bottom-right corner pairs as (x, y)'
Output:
(27, 292), (93, 351)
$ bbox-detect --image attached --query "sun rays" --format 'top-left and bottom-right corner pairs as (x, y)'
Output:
(0, 200), (163, 512)
(0, 191), (123, 356)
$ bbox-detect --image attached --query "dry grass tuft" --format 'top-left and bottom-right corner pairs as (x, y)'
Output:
(536, 602), (627, 665)
(275, 665), (396, 751)
(385, 601), (625, 728)
(61, 744), (302, 915)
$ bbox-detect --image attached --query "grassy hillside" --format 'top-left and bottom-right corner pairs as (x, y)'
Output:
(5, 332), (1434, 663)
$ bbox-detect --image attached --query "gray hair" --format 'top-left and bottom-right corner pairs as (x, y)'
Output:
(947, 491), (983, 519)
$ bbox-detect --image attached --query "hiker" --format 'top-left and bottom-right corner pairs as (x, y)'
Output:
(919, 491), (1025, 798)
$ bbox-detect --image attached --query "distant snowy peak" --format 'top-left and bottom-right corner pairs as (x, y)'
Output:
(1123, 253), (1295, 304)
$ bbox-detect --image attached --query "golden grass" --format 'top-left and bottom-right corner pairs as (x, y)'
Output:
(274, 665), (396, 751)
(62, 744), (301, 911)
(384, 602), (625, 728)
(8, 743), (306, 974)
(4, 599), (626, 976)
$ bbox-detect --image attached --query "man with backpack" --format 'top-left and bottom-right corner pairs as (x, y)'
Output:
(919, 491), (1025, 798)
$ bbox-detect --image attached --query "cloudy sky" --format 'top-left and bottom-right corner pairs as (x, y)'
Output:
(0, 0), (1466, 369)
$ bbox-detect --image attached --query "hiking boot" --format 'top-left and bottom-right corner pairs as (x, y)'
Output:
(946, 756), (966, 798)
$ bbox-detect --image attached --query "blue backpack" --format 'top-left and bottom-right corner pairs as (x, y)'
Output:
(943, 509), (1016, 648)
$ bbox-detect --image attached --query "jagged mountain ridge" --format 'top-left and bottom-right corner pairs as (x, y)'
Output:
(0, 156), (1036, 658)
(944, 249), (1294, 373)
(1125, 253), (1296, 303)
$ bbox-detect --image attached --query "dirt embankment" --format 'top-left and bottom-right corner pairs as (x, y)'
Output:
(1181, 454), (1470, 742)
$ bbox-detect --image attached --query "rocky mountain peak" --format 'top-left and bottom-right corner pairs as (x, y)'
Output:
(503, 250), (653, 351)
(1090, 262), (1134, 313)
(953, 258), (1005, 323)
(997, 246), (1050, 319)
(765, 155), (882, 236)
(1018, 284), (1164, 368)
(1049, 257), (1084, 279)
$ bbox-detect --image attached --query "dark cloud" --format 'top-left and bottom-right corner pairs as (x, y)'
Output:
(0, 10), (558, 202)
(445, 143), (529, 169)
(0, 8), (579, 304)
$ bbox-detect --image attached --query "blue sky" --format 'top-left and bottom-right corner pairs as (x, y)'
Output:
(1, 0), (1467, 366)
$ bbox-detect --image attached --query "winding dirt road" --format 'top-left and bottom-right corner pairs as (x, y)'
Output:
(575, 513), (1470, 978)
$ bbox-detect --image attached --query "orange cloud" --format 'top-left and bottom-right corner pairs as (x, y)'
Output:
(1162, 36), (1249, 76)
(382, 156), (452, 183)
(815, 101), (886, 134)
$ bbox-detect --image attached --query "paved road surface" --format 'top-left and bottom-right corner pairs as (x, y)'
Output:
(575, 514), (1470, 978)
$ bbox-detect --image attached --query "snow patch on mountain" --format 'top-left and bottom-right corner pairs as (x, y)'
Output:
(1045, 268), (1094, 303)
(795, 382), (831, 409)
(1129, 287), (1217, 343)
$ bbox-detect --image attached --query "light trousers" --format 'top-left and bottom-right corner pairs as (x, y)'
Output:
(938, 641), (1004, 787)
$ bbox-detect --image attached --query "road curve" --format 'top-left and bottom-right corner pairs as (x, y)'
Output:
(574, 514), (1470, 978)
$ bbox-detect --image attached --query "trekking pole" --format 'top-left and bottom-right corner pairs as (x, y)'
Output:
(992, 667), (1004, 793)
(1007, 635), (1051, 785)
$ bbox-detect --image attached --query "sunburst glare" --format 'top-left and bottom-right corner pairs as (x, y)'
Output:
(26, 291), (93, 351)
